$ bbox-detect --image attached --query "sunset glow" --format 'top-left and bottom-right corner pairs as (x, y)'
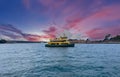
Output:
(0, 0), (120, 41)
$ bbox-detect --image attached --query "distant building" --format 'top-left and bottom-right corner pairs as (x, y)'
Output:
(68, 39), (86, 43)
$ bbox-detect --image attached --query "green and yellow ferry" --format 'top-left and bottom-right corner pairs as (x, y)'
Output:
(45, 35), (74, 47)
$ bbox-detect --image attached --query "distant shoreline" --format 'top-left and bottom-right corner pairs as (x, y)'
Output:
(1, 42), (120, 44)
(0, 41), (46, 44)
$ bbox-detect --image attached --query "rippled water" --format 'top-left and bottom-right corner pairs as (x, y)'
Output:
(0, 43), (120, 77)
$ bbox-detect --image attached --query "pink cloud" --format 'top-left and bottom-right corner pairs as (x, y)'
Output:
(21, 34), (41, 41)
(86, 25), (120, 39)
(0, 24), (53, 41)
(22, 0), (120, 40)
(65, 4), (120, 34)
(88, 5), (120, 21)
(86, 28), (105, 39)
(43, 26), (58, 39)
(64, 18), (83, 30)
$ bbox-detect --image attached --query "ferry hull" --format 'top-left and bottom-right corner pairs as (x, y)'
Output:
(45, 44), (74, 47)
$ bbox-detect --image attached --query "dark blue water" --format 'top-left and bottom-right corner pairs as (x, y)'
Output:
(0, 43), (120, 77)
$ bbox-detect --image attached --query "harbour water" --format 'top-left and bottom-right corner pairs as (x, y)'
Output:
(0, 43), (120, 77)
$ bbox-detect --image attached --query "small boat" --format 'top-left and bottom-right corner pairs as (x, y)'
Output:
(45, 35), (75, 47)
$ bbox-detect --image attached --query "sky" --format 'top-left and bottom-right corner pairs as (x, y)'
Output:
(0, 0), (120, 41)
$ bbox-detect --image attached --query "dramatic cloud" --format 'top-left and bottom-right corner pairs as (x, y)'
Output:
(0, 24), (51, 41)
(63, 4), (120, 39)
(43, 26), (58, 38)
(0, 24), (22, 34)
(1, 0), (120, 40)
(86, 25), (120, 40)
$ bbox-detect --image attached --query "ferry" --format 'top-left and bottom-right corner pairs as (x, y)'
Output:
(0, 39), (7, 44)
(45, 35), (75, 47)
